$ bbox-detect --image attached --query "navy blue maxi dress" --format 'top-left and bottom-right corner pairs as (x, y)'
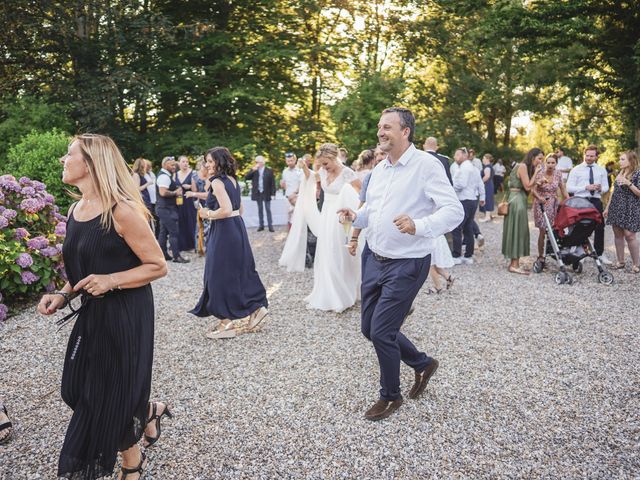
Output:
(174, 170), (197, 252)
(190, 175), (268, 320)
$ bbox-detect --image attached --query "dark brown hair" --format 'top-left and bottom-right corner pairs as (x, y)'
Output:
(205, 147), (237, 178)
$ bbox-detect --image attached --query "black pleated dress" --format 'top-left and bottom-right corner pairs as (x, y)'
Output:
(58, 207), (154, 479)
(190, 175), (268, 320)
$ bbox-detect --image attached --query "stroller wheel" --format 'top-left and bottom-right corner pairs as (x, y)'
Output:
(572, 262), (583, 273)
(598, 271), (614, 285)
(555, 272), (569, 284)
(566, 274), (574, 285)
(532, 260), (544, 274)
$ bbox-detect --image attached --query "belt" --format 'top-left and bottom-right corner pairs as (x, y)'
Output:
(509, 188), (522, 192)
(372, 252), (393, 262)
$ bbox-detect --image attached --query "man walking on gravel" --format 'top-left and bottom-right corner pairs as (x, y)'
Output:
(338, 107), (463, 421)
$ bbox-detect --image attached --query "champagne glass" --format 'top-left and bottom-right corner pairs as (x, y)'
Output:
(341, 214), (352, 245)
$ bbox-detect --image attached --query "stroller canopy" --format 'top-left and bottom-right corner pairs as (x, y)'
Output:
(553, 197), (602, 236)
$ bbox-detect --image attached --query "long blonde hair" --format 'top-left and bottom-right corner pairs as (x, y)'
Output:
(132, 157), (147, 176)
(621, 150), (638, 180)
(72, 134), (150, 229)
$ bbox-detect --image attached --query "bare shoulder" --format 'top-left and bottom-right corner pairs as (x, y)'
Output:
(113, 200), (146, 227)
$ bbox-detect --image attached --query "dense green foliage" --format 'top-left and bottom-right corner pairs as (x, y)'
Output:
(0, 0), (637, 170)
(6, 130), (75, 212)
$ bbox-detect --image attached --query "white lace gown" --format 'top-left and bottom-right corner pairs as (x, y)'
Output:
(279, 166), (360, 312)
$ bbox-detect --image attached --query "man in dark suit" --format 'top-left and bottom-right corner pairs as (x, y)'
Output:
(423, 137), (452, 185)
(245, 155), (276, 231)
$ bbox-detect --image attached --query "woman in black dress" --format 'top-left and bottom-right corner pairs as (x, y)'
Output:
(190, 147), (269, 339)
(174, 155), (198, 252)
(37, 134), (170, 479)
(604, 150), (640, 273)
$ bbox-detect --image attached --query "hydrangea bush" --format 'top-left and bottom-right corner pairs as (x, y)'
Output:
(0, 174), (67, 321)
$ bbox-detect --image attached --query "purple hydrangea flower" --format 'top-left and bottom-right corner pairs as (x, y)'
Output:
(54, 222), (66, 236)
(32, 180), (46, 191)
(0, 176), (22, 192)
(21, 186), (36, 196)
(20, 270), (40, 285)
(0, 191), (4, 202)
(2, 209), (17, 220)
(16, 253), (34, 268)
(0, 216), (8, 229)
(0, 304), (7, 322)
(40, 246), (60, 257)
(27, 236), (49, 250)
(43, 193), (55, 205)
(54, 212), (66, 222)
(45, 281), (56, 292)
(19, 177), (32, 185)
(14, 227), (29, 240)
(19, 197), (45, 213)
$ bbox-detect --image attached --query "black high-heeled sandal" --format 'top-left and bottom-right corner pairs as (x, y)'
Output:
(445, 275), (455, 290)
(0, 405), (13, 444)
(120, 450), (147, 479)
(143, 402), (173, 448)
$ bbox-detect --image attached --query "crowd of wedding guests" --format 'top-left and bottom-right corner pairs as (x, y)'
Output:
(3, 109), (639, 478)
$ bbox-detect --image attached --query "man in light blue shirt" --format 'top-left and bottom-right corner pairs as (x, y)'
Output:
(338, 107), (463, 421)
(566, 144), (610, 261)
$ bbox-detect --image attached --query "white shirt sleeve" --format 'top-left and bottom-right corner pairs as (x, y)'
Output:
(413, 161), (464, 238)
(156, 174), (171, 189)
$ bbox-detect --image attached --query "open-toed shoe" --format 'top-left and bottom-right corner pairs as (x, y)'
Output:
(142, 402), (173, 449)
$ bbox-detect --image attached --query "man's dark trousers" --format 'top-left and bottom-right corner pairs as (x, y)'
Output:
(256, 192), (273, 229)
(157, 205), (180, 258)
(587, 197), (605, 255)
(452, 199), (478, 258)
(360, 245), (434, 401)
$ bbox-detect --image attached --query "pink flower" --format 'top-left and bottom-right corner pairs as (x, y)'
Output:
(14, 228), (29, 240)
(16, 253), (34, 268)
(20, 271), (40, 285)
(0, 304), (7, 322)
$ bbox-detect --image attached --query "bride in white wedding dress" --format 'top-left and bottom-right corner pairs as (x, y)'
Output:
(279, 143), (361, 312)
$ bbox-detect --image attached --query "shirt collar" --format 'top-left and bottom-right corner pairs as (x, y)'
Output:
(383, 144), (416, 168)
(160, 168), (171, 175)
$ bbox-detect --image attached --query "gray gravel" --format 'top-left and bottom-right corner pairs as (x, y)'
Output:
(1, 213), (639, 479)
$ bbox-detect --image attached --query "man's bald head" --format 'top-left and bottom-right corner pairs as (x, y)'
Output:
(423, 137), (438, 152)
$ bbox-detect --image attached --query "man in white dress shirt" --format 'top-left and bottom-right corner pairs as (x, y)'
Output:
(566, 144), (610, 262)
(451, 148), (485, 264)
(338, 107), (463, 421)
(556, 147), (573, 183)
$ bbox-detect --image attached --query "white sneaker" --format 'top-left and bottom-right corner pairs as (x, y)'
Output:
(452, 257), (463, 265)
(598, 255), (612, 265)
(476, 234), (485, 248)
(461, 257), (474, 265)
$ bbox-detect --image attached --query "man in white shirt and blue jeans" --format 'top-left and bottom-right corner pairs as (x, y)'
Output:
(338, 107), (463, 421)
(451, 148), (485, 264)
(566, 144), (610, 263)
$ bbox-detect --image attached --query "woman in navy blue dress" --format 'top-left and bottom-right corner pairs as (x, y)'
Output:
(189, 147), (268, 339)
(174, 156), (197, 252)
(479, 153), (496, 222)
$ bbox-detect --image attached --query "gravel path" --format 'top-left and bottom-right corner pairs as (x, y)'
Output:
(1, 214), (639, 479)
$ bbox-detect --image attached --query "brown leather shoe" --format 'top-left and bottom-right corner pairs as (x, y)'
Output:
(364, 398), (403, 421)
(409, 359), (439, 399)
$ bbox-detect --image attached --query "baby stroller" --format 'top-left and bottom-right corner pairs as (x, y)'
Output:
(532, 197), (614, 285)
